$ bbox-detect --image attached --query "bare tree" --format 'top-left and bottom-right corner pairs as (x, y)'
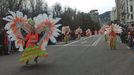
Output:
(0, 0), (8, 16)
(7, 0), (25, 11)
(28, 0), (48, 17)
(0, 0), (25, 17)
(52, 3), (62, 17)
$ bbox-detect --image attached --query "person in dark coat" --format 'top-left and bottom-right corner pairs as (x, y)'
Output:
(4, 31), (9, 55)
(120, 29), (127, 44)
(0, 27), (4, 55)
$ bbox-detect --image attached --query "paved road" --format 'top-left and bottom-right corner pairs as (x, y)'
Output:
(0, 35), (134, 75)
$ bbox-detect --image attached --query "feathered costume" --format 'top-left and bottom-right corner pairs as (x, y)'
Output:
(86, 29), (92, 37)
(94, 30), (98, 35)
(62, 26), (70, 44)
(75, 27), (82, 40)
(104, 24), (122, 49)
(3, 11), (61, 63)
(100, 25), (110, 41)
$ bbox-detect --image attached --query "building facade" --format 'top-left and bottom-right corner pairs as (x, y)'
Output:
(115, 0), (121, 21)
(127, 0), (134, 25)
(111, 7), (117, 21)
(115, 0), (134, 26)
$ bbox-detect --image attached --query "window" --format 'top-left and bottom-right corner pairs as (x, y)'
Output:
(130, 5), (133, 12)
(127, 7), (128, 12)
(131, 14), (133, 19)
(127, 15), (129, 19)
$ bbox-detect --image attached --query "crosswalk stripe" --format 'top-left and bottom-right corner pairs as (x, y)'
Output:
(91, 36), (102, 46)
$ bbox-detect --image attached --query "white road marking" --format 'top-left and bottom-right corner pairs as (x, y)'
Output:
(63, 36), (94, 46)
(50, 45), (92, 47)
(91, 36), (102, 46)
(50, 35), (102, 47)
(81, 41), (87, 44)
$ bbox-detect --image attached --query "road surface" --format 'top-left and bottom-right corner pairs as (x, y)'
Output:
(0, 35), (134, 75)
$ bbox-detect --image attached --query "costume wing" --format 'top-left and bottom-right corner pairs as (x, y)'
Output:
(112, 24), (122, 33)
(100, 25), (109, 34)
(104, 25), (111, 35)
(3, 11), (31, 51)
(33, 13), (61, 50)
(104, 24), (122, 34)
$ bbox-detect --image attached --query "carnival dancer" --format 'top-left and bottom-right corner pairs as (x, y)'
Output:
(109, 28), (116, 49)
(22, 23), (47, 65)
(94, 30), (98, 35)
(75, 27), (82, 40)
(3, 11), (61, 65)
(86, 29), (92, 37)
(62, 26), (70, 44)
(100, 25), (111, 42)
(104, 24), (122, 49)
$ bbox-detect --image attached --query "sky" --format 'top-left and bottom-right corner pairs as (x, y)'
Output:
(45, 0), (115, 14)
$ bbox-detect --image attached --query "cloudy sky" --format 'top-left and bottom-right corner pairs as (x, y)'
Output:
(46, 0), (115, 14)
